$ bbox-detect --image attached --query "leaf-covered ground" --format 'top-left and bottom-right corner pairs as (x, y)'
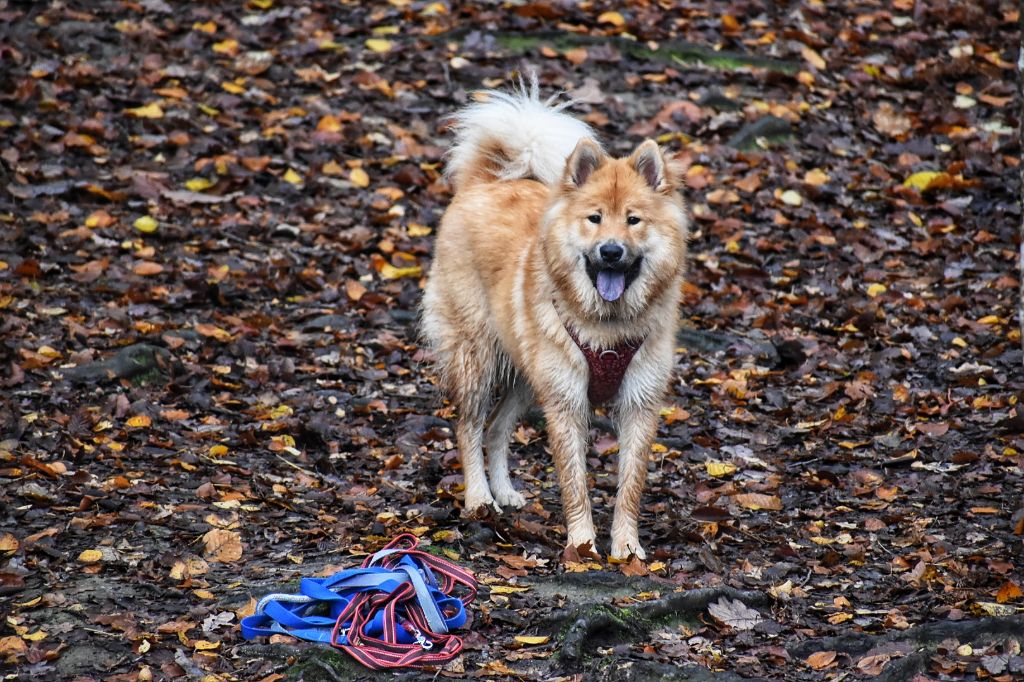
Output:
(2, 1), (1023, 680)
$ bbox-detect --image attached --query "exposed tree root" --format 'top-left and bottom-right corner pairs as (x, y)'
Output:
(559, 586), (771, 664)
(789, 614), (1024, 682)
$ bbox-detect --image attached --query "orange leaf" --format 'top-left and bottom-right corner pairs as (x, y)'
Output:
(996, 581), (1022, 603)
(202, 529), (243, 563)
(734, 493), (783, 511)
(133, 261), (164, 276)
(806, 650), (837, 670)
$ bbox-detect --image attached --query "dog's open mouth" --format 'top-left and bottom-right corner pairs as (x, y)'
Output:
(584, 256), (643, 302)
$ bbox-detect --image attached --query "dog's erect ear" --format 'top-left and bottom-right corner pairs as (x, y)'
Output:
(564, 138), (605, 189)
(630, 139), (670, 191)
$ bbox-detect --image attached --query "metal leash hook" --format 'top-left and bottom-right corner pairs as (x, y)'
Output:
(408, 625), (433, 650)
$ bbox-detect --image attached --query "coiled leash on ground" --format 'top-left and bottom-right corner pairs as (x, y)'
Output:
(241, 534), (477, 669)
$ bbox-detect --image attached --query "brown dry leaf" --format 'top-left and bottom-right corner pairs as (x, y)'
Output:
(618, 556), (649, 577)
(133, 261), (164, 276)
(806, 650), (838, 670)
(346, 279), (367, 301)
(856, 654), (892, 676)
(0, 636), (27, 663)
(0, 533), (19, 554)
(195, 323), (234, 343)
(202, 529), (243, 563)
(800, 45), (826, 70)
(872, 102), (912, 138)
(734, 493), (783, 511)
(734, 172), (762, 193)
(564, 47), (587, 66)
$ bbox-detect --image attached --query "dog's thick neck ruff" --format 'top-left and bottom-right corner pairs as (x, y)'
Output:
(563, 323), (645, 405)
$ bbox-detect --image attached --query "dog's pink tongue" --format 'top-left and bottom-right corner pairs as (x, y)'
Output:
(596, 270), (626, 302)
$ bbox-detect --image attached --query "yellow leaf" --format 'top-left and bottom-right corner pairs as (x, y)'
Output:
(192, 639), (220, 650)
(648, 561), (666, 572)
(598, 10), (625, 26)
(185, 177), (214, 192)
(197, 103), (220, 116)
(407, 223), (432, 237)
(866, 283), (887, 297)
(514, 635), (550, 645)
(282, 168), (303, 185)
(250, 0), (273, 8)
(134, 216), (159, 234)
(903, 170), (944, 191)
(78, 549), (103, 563)
(379, 264), (422, 280)
(221, 81), (246, 94)
(372, 25), (400, 35)
(21, 630), (46, 642)
(804, 168), (829, 186)
(316, 115), (343, 133)
(780, 189), (803, 206)
(322, 160), (344, 175)
(124, 103), (164, 119)
(977, 315), (1001, 325)
(801, 45), (826, 70)
(706, 460), (738, 478)
(209, 444), (229, 457)
(350, 167), (370, 188)
(126, 415), (151, 428)
(193, 21), (216, 33)
(212, 39), (239, 55)
(365, 38), (393, 53)
(192, 589), (215, 600)
(490, 585), (531, 594)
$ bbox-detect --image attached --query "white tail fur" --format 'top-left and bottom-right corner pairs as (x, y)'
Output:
(445, 77), (600, 192)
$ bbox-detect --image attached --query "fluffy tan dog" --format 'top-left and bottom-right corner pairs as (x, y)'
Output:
(422, 80), (689, 559)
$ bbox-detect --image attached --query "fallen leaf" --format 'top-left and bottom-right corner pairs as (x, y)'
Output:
(365, 38), (393, 53)
(734, 493), (783, 511)
(124, 103), (164, 119)
(597, 10), (625, 26)
(134, 216), (159, 234)
(707, 597), (764, 630)
(133, 261), (164, 276)
(514, 635), (550, 646)
(350, 167), (370, 188)
(806, 650), (838, 670)
(202, 529), (243, 563)
(78, 549), (103, 563)
(706, 460), (738, 477)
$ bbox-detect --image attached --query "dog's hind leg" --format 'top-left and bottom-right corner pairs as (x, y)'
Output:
(448, 342), (501, 516)
(485, 377), (533, 509)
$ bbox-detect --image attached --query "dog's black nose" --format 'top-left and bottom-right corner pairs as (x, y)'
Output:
(599, 243), (624, 264)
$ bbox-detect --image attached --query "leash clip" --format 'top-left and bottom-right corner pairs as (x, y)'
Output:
(409, 626), (433, 650)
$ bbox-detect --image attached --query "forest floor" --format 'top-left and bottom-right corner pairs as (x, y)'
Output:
(1, 1), (1023, 680)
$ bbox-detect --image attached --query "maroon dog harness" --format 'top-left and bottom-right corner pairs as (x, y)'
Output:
(564, 325), (644, 405)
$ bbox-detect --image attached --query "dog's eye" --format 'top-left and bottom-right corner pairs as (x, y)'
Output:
(627, 215), (641, 226)
(587, 214), (602, 224)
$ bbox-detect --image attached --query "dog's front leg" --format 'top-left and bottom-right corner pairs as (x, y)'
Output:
(609, 404), (659, 560)
(544, 401), (596, 552)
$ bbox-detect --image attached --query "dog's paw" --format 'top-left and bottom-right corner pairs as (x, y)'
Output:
(610, 536), (647, 561)
(462, 491), (501, 518)
(490, 482), (526, 510)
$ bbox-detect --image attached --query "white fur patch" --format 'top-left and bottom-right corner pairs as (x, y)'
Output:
(446, 77), (600, 187)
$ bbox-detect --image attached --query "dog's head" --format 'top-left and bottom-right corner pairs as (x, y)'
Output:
(542, 139), (689, 319)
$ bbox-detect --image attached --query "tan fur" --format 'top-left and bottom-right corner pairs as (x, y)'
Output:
(423, 123), (689, 560)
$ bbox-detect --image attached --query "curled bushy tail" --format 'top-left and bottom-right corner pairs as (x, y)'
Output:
(445, 76), (600, 192)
